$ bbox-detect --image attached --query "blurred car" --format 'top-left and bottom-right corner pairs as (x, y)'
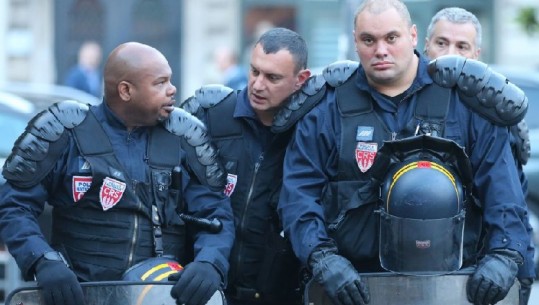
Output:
(0, 81), (101, 112)
(0, 92), (35, 186)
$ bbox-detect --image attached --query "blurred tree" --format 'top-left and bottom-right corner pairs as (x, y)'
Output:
(516, 6), (539, 36)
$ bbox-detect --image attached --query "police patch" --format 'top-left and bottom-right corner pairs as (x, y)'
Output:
(356, 126), (374, 141)
(355, 142), (377, 173)
(72, 176), (92, 202)
(99, 177), (126, 211)
(224, 173), (237, 197)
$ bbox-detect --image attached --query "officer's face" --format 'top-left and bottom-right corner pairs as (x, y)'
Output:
(424, 19), (480, 60)
(129, 54), (177, 126)
(353, 7), (418, 92)
(248, 43), (309, 125)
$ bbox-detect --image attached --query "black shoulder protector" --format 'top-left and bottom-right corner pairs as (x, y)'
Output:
(164, 107), (227, 191)
(271, 74), (327, 133)
(180, 84), (242, 140)
(2, 100), (89, 188)
(323, 60), (360, 87)
(271, 61), (359, 133)
(180, 84), (234, 115)
(428, 55), (528, 126)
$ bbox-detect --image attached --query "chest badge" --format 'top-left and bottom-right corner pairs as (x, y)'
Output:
(100, 177), (127, 211)
(72, 176), (93, 202)
(355, 142), (378, 173)
(224, 173), (237, 197)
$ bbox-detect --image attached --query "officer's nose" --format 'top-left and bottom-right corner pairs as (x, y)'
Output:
(251, 75), (265, 91)
(168, 83), (177, 96)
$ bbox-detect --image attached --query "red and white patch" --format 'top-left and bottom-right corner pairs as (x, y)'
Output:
(99, 177), (126, 211)
(72, 176), (93, 202)
(223, 173), (237, 197)
(355, 142), (378, 173)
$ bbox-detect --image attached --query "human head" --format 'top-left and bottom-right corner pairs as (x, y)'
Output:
(103, 42), (176, 130)
(214, 45), (239, 73)
(353, 0), (418, 95)
(248, 27), (311, 126)
(424, 7), (482, 59)
(78, 41), (102, 70)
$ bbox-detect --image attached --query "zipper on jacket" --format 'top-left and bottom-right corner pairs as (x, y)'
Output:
(234, 153), (265, 282)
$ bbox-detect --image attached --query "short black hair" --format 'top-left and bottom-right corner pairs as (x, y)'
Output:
(255, 27), (308, 72)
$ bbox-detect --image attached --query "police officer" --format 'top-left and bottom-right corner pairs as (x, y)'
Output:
(181, 28), (312, 305)
(0, 42), (234, 305)
(278, 1), (531, 305)
(425, 8), (535, 304)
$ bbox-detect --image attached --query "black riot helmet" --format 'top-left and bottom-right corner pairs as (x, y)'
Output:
(370, 135), (472, 274)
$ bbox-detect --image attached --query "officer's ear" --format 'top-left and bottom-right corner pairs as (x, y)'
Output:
(295, 68), (311, 89)
(118, 80), (133, 101)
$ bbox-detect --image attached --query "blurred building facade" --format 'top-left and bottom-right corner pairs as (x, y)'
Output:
(0, 0), (537, 100)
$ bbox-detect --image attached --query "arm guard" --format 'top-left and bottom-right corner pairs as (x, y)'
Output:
(510, 119), (530, 165)
(164, 107), (226, 191)
(271, 60), (359, 133)
(2, 100), (89, 187)
(428, 55), (528, 126)
(180, 84), (234, 115)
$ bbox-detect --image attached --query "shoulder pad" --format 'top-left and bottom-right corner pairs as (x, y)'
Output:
(180, 84), (234, 115)
(2, 100), (88, 187)
(428, 55), (528, 126)
(164, 107), (226, 190)
(49, 100), (89, 128)
(510, 119), (530, 165)
(323, 60), (359, 87)
(272, 74), (327, 133)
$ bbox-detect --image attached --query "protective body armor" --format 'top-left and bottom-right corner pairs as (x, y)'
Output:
(181, 85), (307, 304)
(310, 64), (483, 272)
(2, 101), (220, 281)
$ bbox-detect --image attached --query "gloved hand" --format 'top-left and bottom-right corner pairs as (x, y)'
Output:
(34, 257), (85, 305)
(466, 249), (522, 305)
(308, 246), (370, 305)
(169, 261), (222, 305)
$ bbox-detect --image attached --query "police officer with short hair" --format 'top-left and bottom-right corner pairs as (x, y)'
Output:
(0, 42), (234, 305)
(278, 1), (531, 305)
(181, 28), (312, 305)
(425, 8), (535, 304)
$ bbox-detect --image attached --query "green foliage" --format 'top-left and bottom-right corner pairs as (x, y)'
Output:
(516, 7), (539, 36)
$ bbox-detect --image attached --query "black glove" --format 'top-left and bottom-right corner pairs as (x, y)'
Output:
(466, 249), (522, 305)
(308, 246), (370, 305)
(169, 261), (222, 305)
(34, 257), (85, 305)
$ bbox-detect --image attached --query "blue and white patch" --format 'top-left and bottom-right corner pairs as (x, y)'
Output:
(356, 126), (374, 141)
(78, 157), (91, 173)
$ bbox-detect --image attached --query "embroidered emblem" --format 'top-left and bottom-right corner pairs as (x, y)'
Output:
(416, 240), (431, 249)
(355, 142), (378, 173)
(224, 173), (238, 197)
(356, 126), (374, 141)
(72, 176), (93, 202)
(78, 157), (91, 173)
(99, 177), (127, 211)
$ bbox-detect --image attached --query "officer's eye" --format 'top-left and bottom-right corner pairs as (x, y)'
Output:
(387, 35), (398, 43)
(362, 36), (374, 46)
(435, 40), (447, 48)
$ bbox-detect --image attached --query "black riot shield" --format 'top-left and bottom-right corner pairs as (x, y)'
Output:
(6, 281), (226, 305)
(305, 271), (520, 305)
